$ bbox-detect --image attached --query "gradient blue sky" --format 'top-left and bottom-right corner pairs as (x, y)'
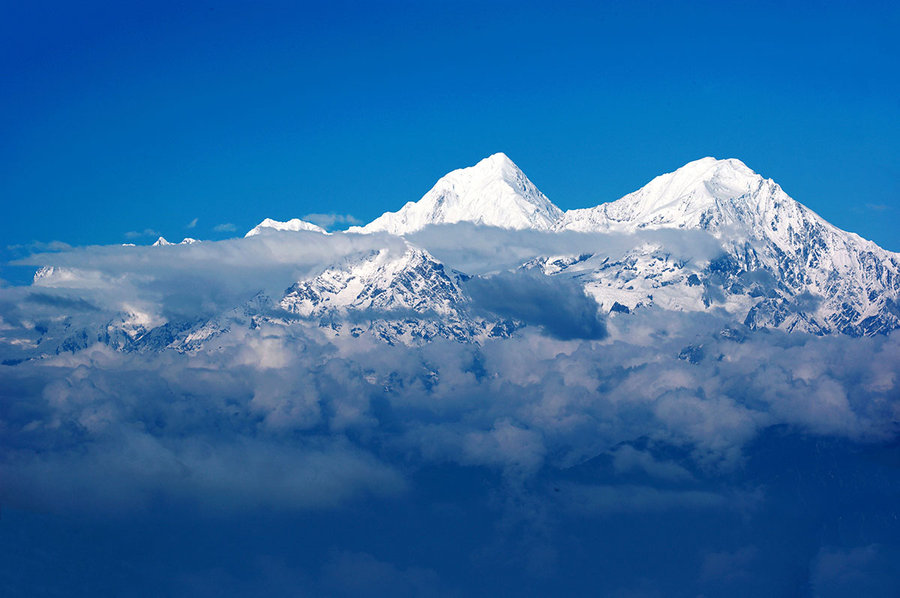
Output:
(2, 0), (898, 256)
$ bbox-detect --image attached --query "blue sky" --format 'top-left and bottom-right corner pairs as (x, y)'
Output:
(2, 0), (898, 255)
(2, 5), (900, 593)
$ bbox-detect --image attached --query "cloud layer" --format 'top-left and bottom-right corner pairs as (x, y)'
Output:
(1, 229), (899, 596)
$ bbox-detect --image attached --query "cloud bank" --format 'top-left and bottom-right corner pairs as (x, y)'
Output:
(1, 229), (899, 596)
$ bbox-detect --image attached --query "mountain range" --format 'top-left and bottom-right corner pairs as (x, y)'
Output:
(248, 153), (900, 337)
(14, 153), (900, 359)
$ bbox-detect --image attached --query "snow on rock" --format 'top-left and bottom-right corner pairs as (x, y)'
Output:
(153, 236), (200, 246)
(555, 157), (900, 335)
(279, 243), (514, 344)
(557, 157), (768, 234)
(16, 154), (900, 359)
(353, 152), (563, 235)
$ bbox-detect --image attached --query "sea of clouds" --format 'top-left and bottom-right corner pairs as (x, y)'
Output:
(1, 228), (898, 596)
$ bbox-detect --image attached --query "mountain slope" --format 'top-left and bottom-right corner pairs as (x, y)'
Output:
(279, 244), (514, 343)
(354, 153), (563, 235)
(554, 157), (900, 335)
(8, 154), (898, 363)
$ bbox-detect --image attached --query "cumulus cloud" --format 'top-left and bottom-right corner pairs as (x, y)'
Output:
(1, 227), (899, 595)
(1, 304), (896, 514)
(466, 271), (607, 340)
(0, 229), (897, 581)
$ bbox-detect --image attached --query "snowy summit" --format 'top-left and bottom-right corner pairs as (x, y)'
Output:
(245, 217), (326, 236)
(354, 152), (563, 235)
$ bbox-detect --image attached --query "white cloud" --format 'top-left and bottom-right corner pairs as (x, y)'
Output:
(6, 240), (72, 252)
(124, 228), (161, 239)
(302, 212), (362, 229)
(0, 227), (898, 518)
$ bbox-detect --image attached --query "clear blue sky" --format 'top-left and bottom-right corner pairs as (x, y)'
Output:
(2, 0), (898, 255)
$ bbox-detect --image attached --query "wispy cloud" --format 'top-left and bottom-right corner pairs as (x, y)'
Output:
(302, 213), (362, 229)
(187, 217), (199, 229)
(865, 203), (891, 212)
(214, 223), (237, 232)
(6, 240), (73, 252)
(124, 228), (161, 239)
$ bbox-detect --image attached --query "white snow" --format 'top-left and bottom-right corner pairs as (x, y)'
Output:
(352, 152), (564, 235)
(280, 244), (463, 317)
(153, 236), (200, 246)
(245, 218), (326, 237)
(62, 154), (900, 347)
(554, 157), (900, 333)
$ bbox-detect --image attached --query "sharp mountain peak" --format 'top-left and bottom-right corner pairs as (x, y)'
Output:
(355, 152), (562, 235)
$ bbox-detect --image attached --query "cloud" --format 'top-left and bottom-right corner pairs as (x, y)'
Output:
(466, 271), (607, 340)
(611, 446), (694, 482)
(1, 229), (899, 596)
(865, 203), (891, 212)
(0, 351), (407, 512)
(700, 546), (758, 583)
(173, 552), (457, 598)
(213, 223), (237, 232)
(6, 240), (73, 252)
(408, 223), (724, 275)
(561, 483), (729, 514)
(0, 227), (898, 524)
(302, 213), (362, 229)
(321, 551), (457, 598)
(811, 545), (900, 597)
(187, 217), (199, 229)
(24, 291), (100, 312)
(124, 228), (161, 239)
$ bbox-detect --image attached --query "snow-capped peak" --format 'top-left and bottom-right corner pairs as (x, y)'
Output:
(152, 236), (199, 246)
(245, 218), (326, 237)
(354, 152), (563, 235)
(557, 157), (778, 234)
(276, 242), (512, 344)
(280, 243), (466, 317)
(556, 156), (900, 336)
